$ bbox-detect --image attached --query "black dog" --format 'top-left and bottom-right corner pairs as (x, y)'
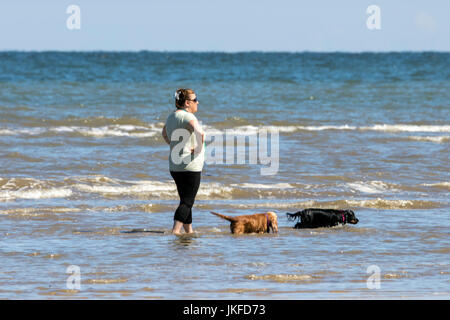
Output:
(286, 208), (359, 229)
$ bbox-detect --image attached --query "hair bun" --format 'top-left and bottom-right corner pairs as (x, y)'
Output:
(173, 88), (194, 108)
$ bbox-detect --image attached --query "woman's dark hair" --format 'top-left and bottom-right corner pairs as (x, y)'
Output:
(175, 88), (195, 109)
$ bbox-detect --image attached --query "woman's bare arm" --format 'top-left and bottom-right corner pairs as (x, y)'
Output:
(189, 119), (205, 154)
(162, 125), (170, 145)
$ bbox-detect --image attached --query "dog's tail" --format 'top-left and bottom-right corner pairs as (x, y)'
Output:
(210, 211), (237, 222)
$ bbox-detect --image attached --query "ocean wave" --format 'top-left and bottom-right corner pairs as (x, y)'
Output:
(74, 180), (175, 196)
(1, 176), (306, 200)
(343, 198), (441, 209)
(0, 176), (307, 202)
(296, 125), (357, 131)
(361, 124), (450, 133)
(72, 180), (298, 199)
(50, 125), (158, 138)
(0, 128), (45, 136)
(1, 123), (449, 139)
(246, 274), (314, 282)
(0, 206), (82, 218)
(0, 177), (72, 201)
(234, 199), (444, 210)
(0, 176), (447, 206)
(0, 188), (72, 201)
(0, 124), (163, 138)
(422, 182), (450, 190)
(203, 124), (357, 135)
(0, 129), (16, 135)
(345, 181), (398, 194)
(0, 177), (50, 189)
(43, 116), (151, 128)
(205, 124), (450, 135)
(407, 136), (449, 143)
(232, 183), (295, 189)
(203, 124), (296, 135)
(3, 152), (42, 162)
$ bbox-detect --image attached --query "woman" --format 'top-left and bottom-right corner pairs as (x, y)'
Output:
(162, 88), (205, 235)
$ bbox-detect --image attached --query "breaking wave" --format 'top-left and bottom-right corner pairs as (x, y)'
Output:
(345, 181), (399, 194)
(407, 135), (449, 143)
(0, 176), (446, 209)
(1, 123), (448, 139)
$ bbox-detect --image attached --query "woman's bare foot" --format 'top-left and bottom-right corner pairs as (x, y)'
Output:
(183, 223), (194, 234)
(172, 220), (184, 235)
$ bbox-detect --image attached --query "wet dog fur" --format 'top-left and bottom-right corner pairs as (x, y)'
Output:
(286, 208), (359, 229)
(210, 211), (278, 234)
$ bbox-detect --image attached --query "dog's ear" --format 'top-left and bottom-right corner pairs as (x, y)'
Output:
(270, 214), (278, 233)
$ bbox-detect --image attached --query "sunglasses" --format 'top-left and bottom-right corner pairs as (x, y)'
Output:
(186, 96), (198, 103)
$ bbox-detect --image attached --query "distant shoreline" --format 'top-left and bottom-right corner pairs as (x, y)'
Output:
(1, 50), (449, 54)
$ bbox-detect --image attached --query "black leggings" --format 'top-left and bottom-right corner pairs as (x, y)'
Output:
(170, 171), (201, 224)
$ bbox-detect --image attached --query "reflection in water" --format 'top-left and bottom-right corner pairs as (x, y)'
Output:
(172, 233), (198, 248)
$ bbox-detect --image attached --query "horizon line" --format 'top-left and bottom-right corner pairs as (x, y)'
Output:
(0, 49), (449, 54)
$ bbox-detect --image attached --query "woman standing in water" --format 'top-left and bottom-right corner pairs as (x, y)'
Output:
(162, 89), (205, 235)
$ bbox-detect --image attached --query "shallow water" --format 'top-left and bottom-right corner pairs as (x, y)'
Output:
(1, 206), (449, 299)
(0, 52), (449, 299)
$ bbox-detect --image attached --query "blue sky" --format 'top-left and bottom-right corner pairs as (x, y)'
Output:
(0, 0), (448, 51)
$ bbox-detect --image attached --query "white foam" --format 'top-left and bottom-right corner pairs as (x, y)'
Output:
(73, 179), (237, 198)
(0, 129), (16, 135)
(50, 126), (76, 133)
(0, 177), (47, 189)
(263, 126), (299, 133)
(0, 128), (44, 135)
(297, 125), (357, 131)
(74, 180), (175, 195)
(234, 200), (317, 209)
(346, 181), (395, 194)
(0, 124), (159, 138)
(233, 198), (439, 209)
(232, 183), (295, 189)
(204, 125), (296, 136)
(408, 135), (449, 143)
(51, 125), (158, 138)
(422, 182), (450, 189)
(197, 183), (234, 197)
(0, 188), (72, 201)
(344, 198), (416, 209)
(204, 123), (450, 135)
(2, 123), (449, 139)
(362, 124), (450, 133)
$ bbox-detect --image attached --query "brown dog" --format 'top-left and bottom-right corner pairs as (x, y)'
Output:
(210, 211), (278, 234)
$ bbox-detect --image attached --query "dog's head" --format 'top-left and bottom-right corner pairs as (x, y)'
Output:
(344, 210), (359, 224)
(267, 212), (278, 233)
(286, 211), (302, 222)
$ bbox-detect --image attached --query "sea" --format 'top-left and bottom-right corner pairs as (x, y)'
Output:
(0, 52), (448, 299)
